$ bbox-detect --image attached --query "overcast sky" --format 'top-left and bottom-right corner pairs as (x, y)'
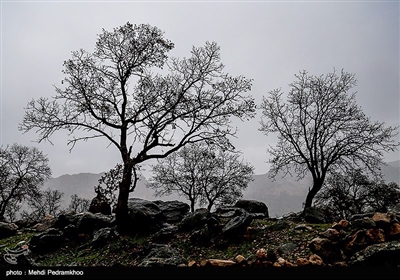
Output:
(1, 0), (399, 178)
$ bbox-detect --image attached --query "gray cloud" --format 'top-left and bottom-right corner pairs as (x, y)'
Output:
(1, 1), (398, 178)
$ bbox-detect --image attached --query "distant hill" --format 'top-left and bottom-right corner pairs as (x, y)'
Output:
(382, 160), (400, 183)
(43, 161), (400, 218)
(242, 173), (311, 218)
(42, 172), (165, 210)
(243, 160), (400, 217)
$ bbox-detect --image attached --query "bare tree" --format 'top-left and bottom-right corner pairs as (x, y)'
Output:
(0, 143), (52, 220)
(21, 188), (64, 222)
(314, 170), (400, 220)
(3, 199), (22, 223)
(19, 22), (255, 230)
(365, 181), (400, 213)
(259, 69), (399, 214)
(147, 142), (254, 212)
(68, 194), (91, 213)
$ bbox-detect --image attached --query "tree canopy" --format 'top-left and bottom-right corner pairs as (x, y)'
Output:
(314, 170), (400, 220)
(0, 143), (52, 221)
(147, 142), (254, 212)
(259, 69), (399, 213)
(19, 22), (255, 230)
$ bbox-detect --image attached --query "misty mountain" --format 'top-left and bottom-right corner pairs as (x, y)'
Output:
(381, 160), (400, 184)
(42, 172), (163, 210)
(242, 173), (311, 218)
(43, 160), (400, 218)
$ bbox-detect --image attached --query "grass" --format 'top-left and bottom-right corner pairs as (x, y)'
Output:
(0, 219), (333, 267)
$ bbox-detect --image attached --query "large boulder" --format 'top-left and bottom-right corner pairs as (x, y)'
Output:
(88, 193), (112, 215)
(348, 240), (400, 266)
(29, 228), (64, 254)
(0, 222), (18, 239)
(126, 198), (164, 233)
(153, 200), (190, 223)
(179, 208), (213, 232)
(221, 208), (253, 237)
(76, 212), (115, 233)
(53, 210), (81, 230)
(234, 199), (269, 218)
(308, 237), (343, 263)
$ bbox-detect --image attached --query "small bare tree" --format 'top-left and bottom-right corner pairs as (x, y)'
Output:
(259, 69), (399, 214)
(21, 188), (64, 222)
(0, 143), (52, 220)
(314, 170), (400, 220)
(68, 194), (91, 213)
(147, 142), (254, 212)
(19, 22), (255, 230)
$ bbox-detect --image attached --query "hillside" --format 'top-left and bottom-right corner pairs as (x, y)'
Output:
(42, 160), (399, 218)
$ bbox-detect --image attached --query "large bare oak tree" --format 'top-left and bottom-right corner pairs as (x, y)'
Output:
(259, 69), (399, 214)
(19, 22), (255, 230)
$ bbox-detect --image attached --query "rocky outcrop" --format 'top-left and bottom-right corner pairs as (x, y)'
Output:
(0, 222), (18, 239)
(308, 212), (400, 266)
(2, 197), (400, 268)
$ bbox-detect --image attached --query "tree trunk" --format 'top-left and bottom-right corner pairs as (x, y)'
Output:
(190, 199), (195, 212)
(303, 178), (324, 215)
(115, 161), (133, 233)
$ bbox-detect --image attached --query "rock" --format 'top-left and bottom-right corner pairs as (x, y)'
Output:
(126, 198), (164, 233)
(31, 215), (57, 232)
(88, 193), (111, 215)
(392, 203), (400, 213)
(76, 212), (115, 233)
(319, 228), (342, 241)
(153, 200), (190, 223)
(234, 199), (269, 218)
(349, 240), (400, 266)
(90, 227), (116, 247)
(351, 217), (376, 230)
(277, 242), (298, 256)
(151, 224), (178, 243)
(309, 237), (343, 263)
(208, 259), (237, 267)
(235, 255), (247, 265)
(372, 212), (391, 229)
(221, 209), (253, 237)
(0, 222), (18, 239)
(29, 228), (64, 253)
(388, 223), (400, 240)
(179, 209), (212, 232)
(53, 211), (80, 230)
(332, 220), (350, 230)
(296, 257), (310, 266)
(349, 212), (375, 221)
(308, 254), (324, 266)
(294, 224), (313, 231)
(137, 244), (186, 267)
(255, 248), (267, 260)
(304, 207), (330, 224)
(365, 228), (386, 243)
